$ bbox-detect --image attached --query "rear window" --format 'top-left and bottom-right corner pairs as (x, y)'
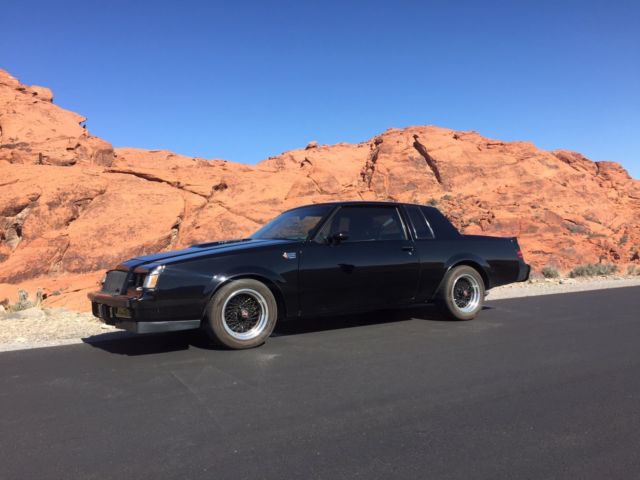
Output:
(405, 205), (434, 239)
(420, 206), (461, 239)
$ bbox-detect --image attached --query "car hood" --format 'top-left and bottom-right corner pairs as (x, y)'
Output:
(119, 238), (296, 270)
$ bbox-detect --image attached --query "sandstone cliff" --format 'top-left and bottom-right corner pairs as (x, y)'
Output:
(1, 69), (638, 310)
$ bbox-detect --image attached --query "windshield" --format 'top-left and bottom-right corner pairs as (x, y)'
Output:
(251, 205), (332, 241)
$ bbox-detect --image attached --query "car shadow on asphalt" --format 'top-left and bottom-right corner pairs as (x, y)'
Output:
(273, 305), (443, 336)
(83, 330), (198, 356)
(83, 305), (493, 356)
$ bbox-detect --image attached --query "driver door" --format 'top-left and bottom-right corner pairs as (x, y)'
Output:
(298, 205), (420, 316)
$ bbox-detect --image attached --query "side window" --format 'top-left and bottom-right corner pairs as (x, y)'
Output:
(406, 205), (434, 239)
(317, 206), (407, 242)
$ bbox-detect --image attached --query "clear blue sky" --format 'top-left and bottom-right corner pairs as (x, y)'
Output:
(2, 0), (639, 178)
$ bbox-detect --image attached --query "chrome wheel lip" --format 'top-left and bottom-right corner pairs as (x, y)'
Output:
(451, 273), (481, 314)
(222, 288), (269, 341)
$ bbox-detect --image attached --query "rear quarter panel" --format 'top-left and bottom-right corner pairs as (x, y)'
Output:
(414, 236), (521, 301)
(453, 235), (521, 287)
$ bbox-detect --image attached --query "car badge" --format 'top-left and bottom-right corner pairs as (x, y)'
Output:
(282, 251), (297, 260)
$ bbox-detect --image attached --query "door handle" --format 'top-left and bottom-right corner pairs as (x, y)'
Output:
(401, 245), (415, 252)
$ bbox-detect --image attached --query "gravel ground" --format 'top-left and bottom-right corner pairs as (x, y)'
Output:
(1, 276), (639, 352)
(488, 276), (640, 299)
(0, 307), (127, 352)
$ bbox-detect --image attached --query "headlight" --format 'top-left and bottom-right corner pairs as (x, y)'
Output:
(143, 266), (165, 290)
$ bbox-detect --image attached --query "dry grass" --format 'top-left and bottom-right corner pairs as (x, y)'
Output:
(541, 266), (560, 278)
(627, 264), (640, 276)
(569, 263), (618, 278)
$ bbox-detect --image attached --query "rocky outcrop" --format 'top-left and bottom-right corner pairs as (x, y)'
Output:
(0, 69), (113, 166)
(1, 68), (639, 311)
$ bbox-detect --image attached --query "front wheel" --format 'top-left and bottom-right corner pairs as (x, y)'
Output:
(436, 265), (485, 320)
(204, 279), (278, 349)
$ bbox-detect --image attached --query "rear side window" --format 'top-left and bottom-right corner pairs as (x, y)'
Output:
(405, 205), (434, 239)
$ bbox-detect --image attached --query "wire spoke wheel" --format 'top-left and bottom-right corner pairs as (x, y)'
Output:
(221, 288), (269, 341)
(451, 273), (481, 314)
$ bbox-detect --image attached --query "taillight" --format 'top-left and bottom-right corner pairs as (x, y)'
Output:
(511, 237), (524, 260)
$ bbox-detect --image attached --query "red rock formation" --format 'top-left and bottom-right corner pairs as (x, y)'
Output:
(1, 68), (639, 311)
(0, 70), (113, 167)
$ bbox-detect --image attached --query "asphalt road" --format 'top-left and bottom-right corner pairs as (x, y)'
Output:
(1, 288), (639, 480)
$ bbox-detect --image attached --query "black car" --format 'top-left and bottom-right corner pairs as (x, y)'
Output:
(89, 201), (530, 349)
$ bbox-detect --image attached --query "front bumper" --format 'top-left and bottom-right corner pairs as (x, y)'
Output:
(105, 318), (201, 334)
(88, 291), (201, 334)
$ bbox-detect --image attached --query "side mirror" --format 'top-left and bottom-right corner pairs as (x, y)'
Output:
(329, 232), (349, 244)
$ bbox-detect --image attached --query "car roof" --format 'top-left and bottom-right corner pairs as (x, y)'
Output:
(286, 201), (437, 210)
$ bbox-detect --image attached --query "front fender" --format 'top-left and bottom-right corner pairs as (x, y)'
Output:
(204, 266), (287, 297)
(201, 266), (291, 319)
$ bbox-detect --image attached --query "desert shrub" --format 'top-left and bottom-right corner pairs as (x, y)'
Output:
(541, 266), (560, 278)
(565, 222), (587, 234)
(9, 289), (44, 312)
(569, 263), (618, 278)
(618, 235), (628, 246)
(584, 214), (601, 224)
(10, 289), (34, 311)
(426, 198), (438, 207)
(627, 264), (640, 276)
(587, 232), (606, 239)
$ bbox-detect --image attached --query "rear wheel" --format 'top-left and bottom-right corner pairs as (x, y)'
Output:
(204, 279), (277, 349)
(436, 265), (484, 320)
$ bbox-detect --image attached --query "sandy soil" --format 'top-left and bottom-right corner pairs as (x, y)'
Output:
(1, 276), (639, 352)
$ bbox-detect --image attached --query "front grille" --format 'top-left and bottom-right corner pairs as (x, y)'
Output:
(132, 272), (145, 289)
(101, 270), (129, 295)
